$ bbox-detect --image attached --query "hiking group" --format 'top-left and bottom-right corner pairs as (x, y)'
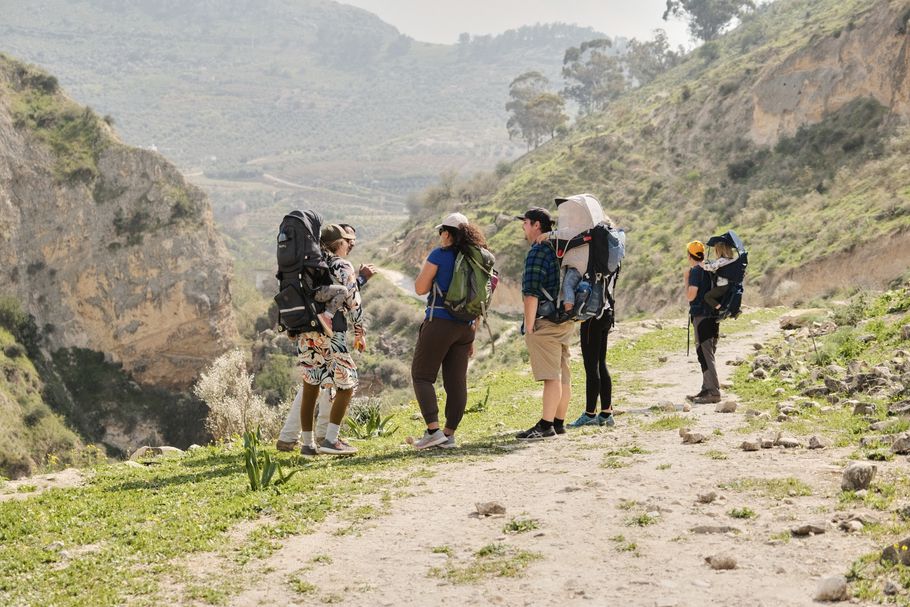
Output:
(272, 194), (746, 455)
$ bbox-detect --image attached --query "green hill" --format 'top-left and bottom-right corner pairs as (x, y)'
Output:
(393, 0), (910, 315)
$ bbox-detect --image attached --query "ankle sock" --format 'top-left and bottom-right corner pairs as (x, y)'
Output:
(599, 410), (613, 418)
(302, 431), (315, 448)
(584, 412), (596, 418)
(325, 423), (340, 444)
(553, 418), (564, 430)
(538, 419), (554, 430)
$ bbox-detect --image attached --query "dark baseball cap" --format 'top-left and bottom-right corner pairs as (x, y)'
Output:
(514, 207), (553, 225)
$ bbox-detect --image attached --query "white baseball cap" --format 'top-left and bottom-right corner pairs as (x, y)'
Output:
(434, 212), (469, 231)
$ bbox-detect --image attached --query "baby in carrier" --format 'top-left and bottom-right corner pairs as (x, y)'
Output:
(700, 240), (737, 311)
(555, 194), (605, 317)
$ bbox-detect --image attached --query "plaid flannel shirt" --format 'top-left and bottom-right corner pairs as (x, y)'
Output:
(522, 242), (559, 303)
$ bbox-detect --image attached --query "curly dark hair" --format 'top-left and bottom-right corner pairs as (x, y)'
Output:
(442, 223), (488, 253)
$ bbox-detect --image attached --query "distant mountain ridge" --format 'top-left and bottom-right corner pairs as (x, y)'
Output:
(1, 1), (608, 204)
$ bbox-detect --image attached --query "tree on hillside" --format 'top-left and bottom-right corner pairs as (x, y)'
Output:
(561, 38), (627, 115)
(506, 72), (568, 150)
(623, 30), (683, 86)
(663, 0), (756, 42)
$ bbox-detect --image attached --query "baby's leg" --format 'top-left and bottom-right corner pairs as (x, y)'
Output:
(562, 268), (581, 311)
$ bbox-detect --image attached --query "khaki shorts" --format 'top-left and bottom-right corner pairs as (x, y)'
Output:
(525, 318), (574, 383)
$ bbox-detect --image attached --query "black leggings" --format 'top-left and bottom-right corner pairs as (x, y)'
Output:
(580, 314), (613, 413)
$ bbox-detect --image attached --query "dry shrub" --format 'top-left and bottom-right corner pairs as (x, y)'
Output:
(193, 349), (281, 441)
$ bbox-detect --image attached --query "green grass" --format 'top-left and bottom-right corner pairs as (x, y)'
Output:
(503, 518), (540, 535)
(628, 513), (658, 527)
(720, 477), (813, 499)
(728, 507), (757, 519)
(429, 543), (542, 584)
(609, 534), (639, 555)
(0, 357), (557, 606)
(642, 414), (693, 432)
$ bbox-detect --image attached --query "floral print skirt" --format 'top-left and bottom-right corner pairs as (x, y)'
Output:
(297, 331), (358, 391)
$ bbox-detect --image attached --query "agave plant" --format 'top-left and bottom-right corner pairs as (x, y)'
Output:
(344, 399), (398, 439)
(242, 427), (297, 491)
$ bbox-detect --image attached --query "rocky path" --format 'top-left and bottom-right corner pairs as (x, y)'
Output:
(227, 317), (891, 606)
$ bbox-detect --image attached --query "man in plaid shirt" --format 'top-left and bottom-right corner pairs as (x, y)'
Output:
(515, 207), (576, 440)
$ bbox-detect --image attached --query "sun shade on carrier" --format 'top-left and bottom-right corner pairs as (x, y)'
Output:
(706, 230), (747, 284)
(705, 230), (748, 319)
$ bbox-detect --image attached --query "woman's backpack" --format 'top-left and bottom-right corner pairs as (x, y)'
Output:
(433, 245), (498, 323)
(273, 210), (332, 335)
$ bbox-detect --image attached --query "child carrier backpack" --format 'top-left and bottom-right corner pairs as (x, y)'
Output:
(557, 223), (625, 324)
(432, 245), (498, 323)
(706, 230), (748, 320)
(273, 210), (332, 335)
(544, 193), (624, 325)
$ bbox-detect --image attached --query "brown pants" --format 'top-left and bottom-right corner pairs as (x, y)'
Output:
(411, 318), (475, 431)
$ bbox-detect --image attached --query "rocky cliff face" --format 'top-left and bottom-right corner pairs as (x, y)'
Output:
(0, 55), (237, 389)
(749, 1), (910, 145)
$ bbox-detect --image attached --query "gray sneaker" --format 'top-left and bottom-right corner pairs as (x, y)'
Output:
(318, 438), (358, 455)
(437, 435), (456, 449)
(413, 430), (448, 450)
(300, 444), (319, 457)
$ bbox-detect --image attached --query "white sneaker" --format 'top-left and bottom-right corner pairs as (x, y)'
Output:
(413, 430), (447, 450)
(437, 435), (456, 449)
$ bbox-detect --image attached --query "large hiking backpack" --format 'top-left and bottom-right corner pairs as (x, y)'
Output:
(432, 245), (498, 322)
(273, 210), (332, 335)
(556, 223), (625, 323)
(706, 230), (748, 320)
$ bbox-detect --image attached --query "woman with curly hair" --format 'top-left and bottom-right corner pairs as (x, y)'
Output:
(409, 212), (487, 450)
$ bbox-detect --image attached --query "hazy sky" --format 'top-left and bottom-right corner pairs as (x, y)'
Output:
(341, 0), (694, 47)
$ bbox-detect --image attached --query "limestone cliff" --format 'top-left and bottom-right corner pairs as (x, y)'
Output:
(748, 1), (910, 145)
(0, 55), (237, 389)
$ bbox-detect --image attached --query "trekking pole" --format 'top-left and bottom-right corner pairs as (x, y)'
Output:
(687, 316), (691, 357)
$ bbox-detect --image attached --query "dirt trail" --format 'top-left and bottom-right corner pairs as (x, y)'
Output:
(229, 317), (890, 606)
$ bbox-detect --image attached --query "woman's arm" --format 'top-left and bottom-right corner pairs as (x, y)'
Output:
(414, 259), (438, 296)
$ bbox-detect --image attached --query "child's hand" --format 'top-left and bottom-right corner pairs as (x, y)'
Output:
(353, 334), (366, 352)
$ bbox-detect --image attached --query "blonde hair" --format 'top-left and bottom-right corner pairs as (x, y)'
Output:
(714, 242), (735, 258)
(324, 239), (347, 254)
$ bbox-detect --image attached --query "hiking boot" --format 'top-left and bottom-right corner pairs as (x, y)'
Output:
(437, 435), (457, 449)
(686, 390), (708, 402)
(275, 439), (298, 452)
(413, 429), (448, 450)
(516, 423), (556, 440)
(318, 438), (358, 455)
(316, 312), (334, 337)
(568, 413), (600, 428)
(300, 444), (319, 457)
(598, 412), (616, 427)
(692, 393), (721, 404)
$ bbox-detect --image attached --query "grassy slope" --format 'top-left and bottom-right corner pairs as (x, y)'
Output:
(727, 285), (910, 602)
(0, 327), (81, 479)
(402, 0), (910, 314)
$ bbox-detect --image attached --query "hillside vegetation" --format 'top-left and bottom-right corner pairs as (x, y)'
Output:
(394, 0), (910, 315)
